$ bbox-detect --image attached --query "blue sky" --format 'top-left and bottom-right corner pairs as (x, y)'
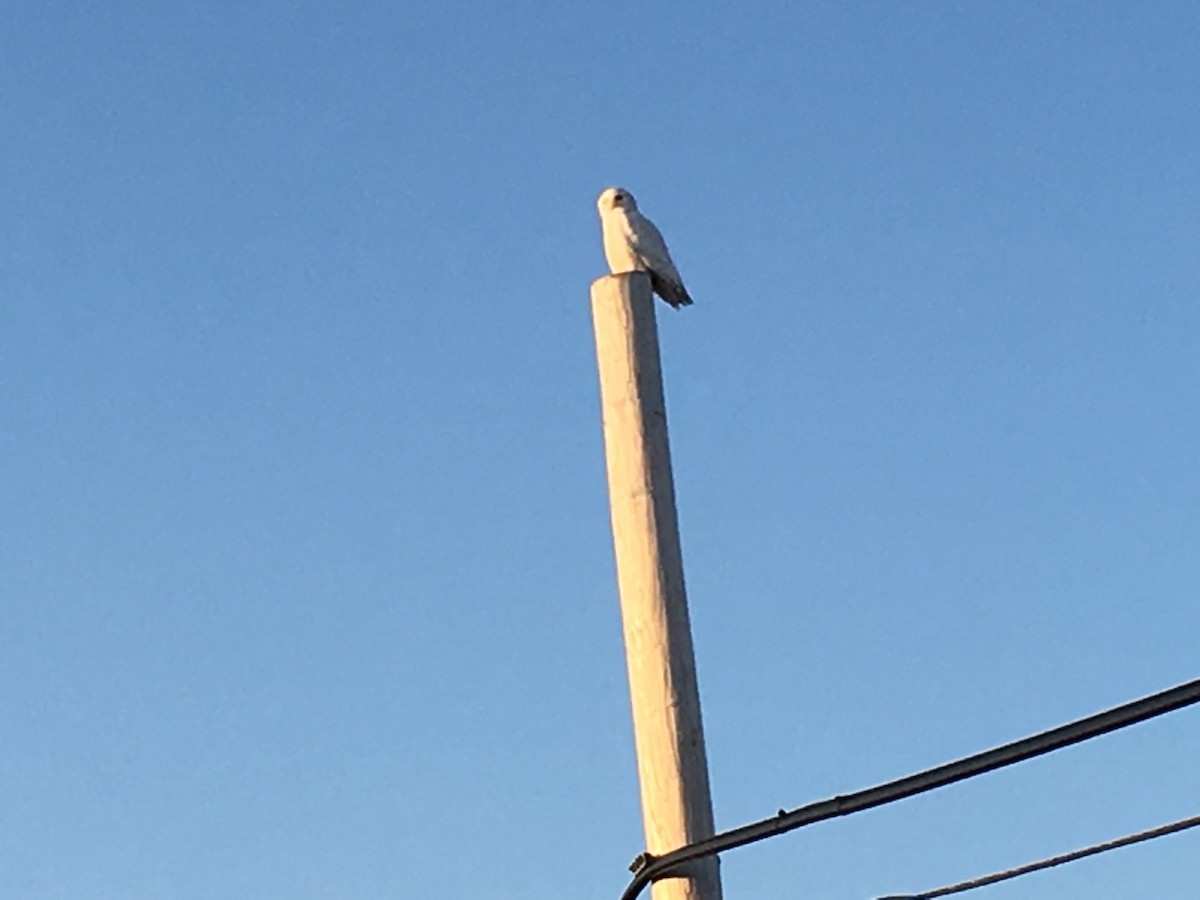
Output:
(3, 2), (1199, 898)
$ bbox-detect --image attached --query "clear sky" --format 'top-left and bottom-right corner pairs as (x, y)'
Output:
(3, 3), (1199, 898)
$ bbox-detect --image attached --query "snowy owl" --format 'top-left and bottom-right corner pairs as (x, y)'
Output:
(596, 187), (693, 308)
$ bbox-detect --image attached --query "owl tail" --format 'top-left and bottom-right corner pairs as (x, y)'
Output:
(650, 272), (694, 309)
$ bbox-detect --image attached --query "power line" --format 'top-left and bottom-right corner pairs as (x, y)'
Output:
(619, 676), (1200, 900)
(876, 812), (1200, 898)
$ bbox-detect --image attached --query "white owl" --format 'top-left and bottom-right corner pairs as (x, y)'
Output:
(596, 187), (693, 308)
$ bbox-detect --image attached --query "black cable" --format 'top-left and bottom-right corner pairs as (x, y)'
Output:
(876, 813), (1200, 898)
(620, 676), (1200, 900)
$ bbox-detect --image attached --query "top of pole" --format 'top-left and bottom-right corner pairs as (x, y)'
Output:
(592, 269), (652, 293)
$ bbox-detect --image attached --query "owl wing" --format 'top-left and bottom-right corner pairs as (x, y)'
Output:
(628, 214), (693, 308)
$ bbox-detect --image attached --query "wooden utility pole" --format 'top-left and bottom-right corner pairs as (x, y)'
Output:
(590, 272), (723, 900)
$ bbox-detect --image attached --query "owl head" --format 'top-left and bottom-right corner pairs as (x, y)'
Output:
(597, 186), (639, 215)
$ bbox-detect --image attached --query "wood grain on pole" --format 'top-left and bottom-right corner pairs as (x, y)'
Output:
(590, 272), (723, 900)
